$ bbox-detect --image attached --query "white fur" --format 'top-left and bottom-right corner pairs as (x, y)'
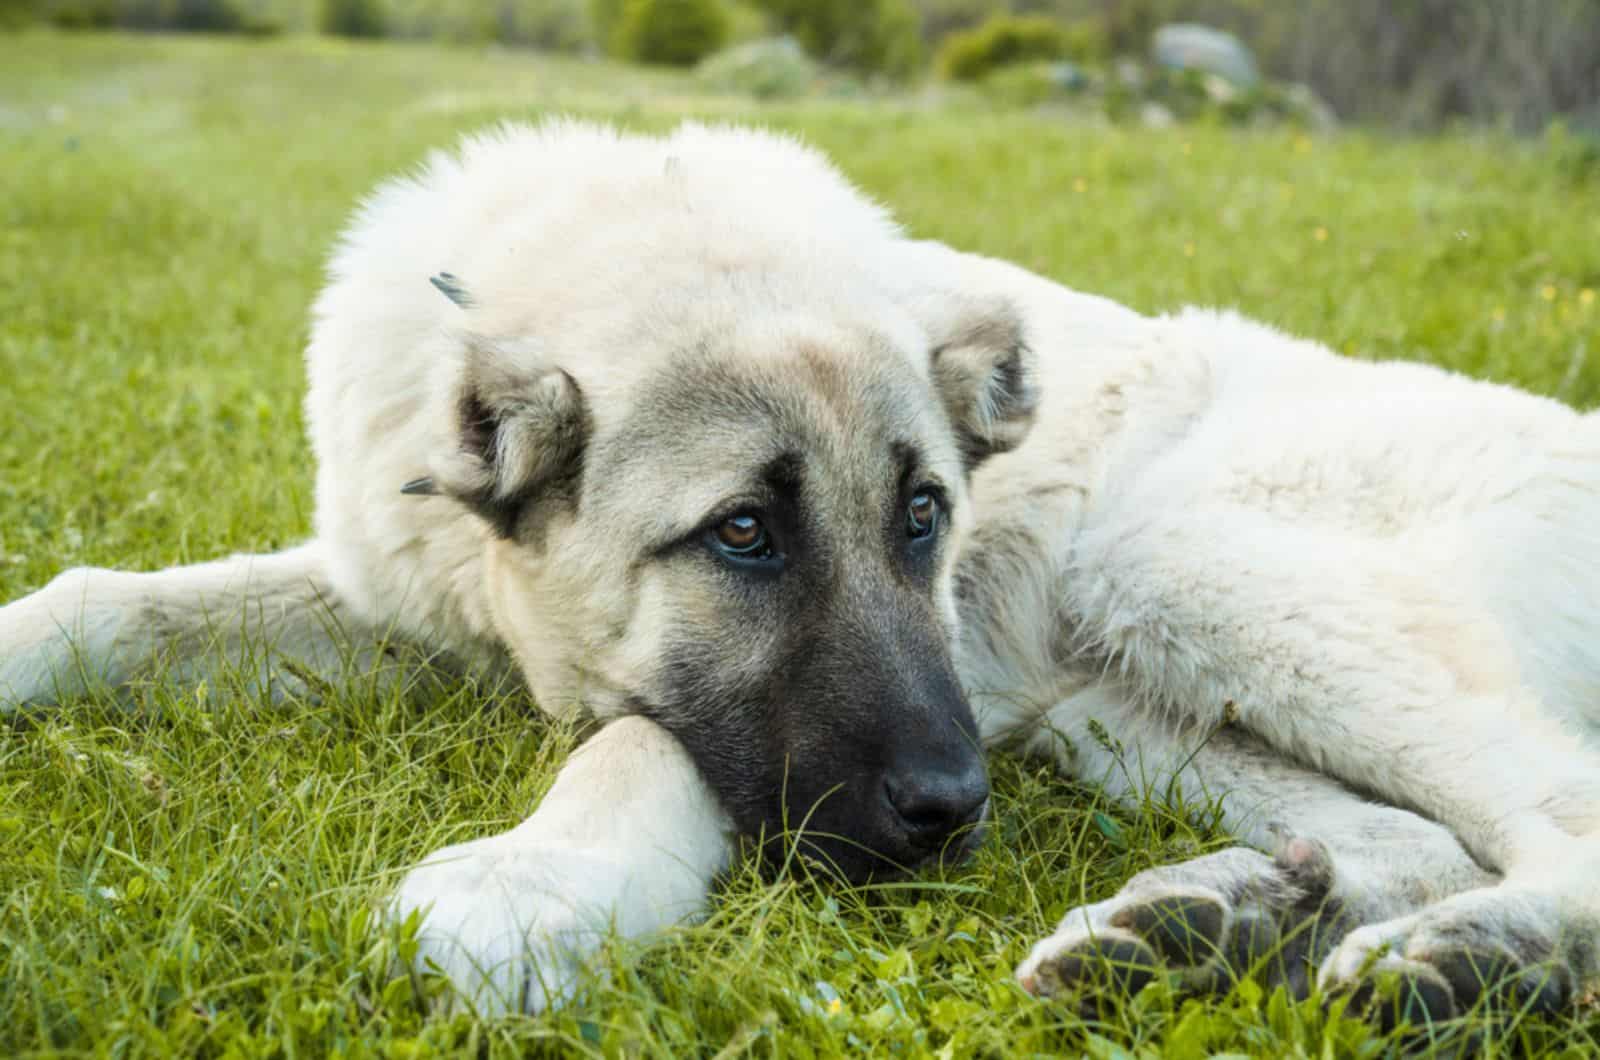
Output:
(303, 120), (904, 658)
(4, 120), (1598, 1016)
(389, 715), (731, 1013)
(915, 243), (1600, 1002)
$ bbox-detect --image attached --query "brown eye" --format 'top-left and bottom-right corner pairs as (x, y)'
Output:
(907, 492), (939, 539)
(714, 514), (769, 556)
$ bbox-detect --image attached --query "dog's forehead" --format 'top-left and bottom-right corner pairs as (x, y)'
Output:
(588, 340), (957, 517)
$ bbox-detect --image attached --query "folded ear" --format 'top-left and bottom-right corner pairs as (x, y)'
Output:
(432, 339), (590, 539)
(928, 296), (1038, 469)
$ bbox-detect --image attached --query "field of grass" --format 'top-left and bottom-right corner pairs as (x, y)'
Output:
(2, 29), (1599, 1058)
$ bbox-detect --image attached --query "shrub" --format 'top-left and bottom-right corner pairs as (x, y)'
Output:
(168, 0), (244, 30)
(482, 0), (590, 49)
(376, 1), (591, 50)
(857, 0), (922, 81)
(720, 0), (766, 44)
(936, 14), (1078, 81)
(612, 0), (729, 66)
(916, 0), (1005, 41)
(1058, 15), (1108, 63)
(320, 0), (385, 37)
(696, 35), (819, 99)
(41, 0), (116, 26)
(750, 0), (924, 81)
(0, 0), (38, 27)
(37, 0), (287, 33)
(588, 0), (625, 47)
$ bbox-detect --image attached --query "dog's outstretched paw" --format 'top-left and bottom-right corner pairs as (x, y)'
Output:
(389, 832), (631, 1016)
(1017, 840), (1351, 1006)
(1318, 888), (1587, 1027)
(1323, 954), (1459, 1031)
(1015, 887), (1228, 1006)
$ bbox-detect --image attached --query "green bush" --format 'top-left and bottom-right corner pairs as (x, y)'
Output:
(377, 1), (590, 50)
(167, 0), (244, 30)
(41, 0), (116, 26)
(0, 0), (38, 28)
(481, 0), (589, 49)
(720, 0), (766, 43)
(936, 13), (1085, 81)
(319, 0), (385, 36)
(750, 0), (924, 80)
(588, 0), (625, 47)
(30, 0), (288, 32)
(915, 0), (1005, 41)
(612, 0), (729, 66)
(855, 0), (923, 82)
(696, 35), (819, 99)
(1058, 16), (1107, 63)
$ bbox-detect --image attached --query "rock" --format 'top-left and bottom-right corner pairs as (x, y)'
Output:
(695, 36), (819, 100)
(1284, 82), (1339, 130)
(1140, 102), (1175, 128)
(1046, 60), (1089, 93)
(1151, 23), (1259, 88)
(1114, 56), (1145, 90)
(1202, 73), (1237, 104)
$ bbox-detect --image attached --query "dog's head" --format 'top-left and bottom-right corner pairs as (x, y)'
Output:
(413, 127), (1036, 881)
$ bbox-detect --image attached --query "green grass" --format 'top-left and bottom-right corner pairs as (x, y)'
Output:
(2, 28), (1599, 1058)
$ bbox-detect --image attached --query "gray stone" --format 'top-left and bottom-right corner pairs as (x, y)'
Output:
(1046, 60), (1089, 93)
(1284, 82), (1340, 130)
(1152, 23), (1259, 87)
(1139, 102), (1176, 129)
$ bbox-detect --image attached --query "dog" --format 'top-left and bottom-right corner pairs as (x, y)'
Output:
(3, 120), (1598, 1023)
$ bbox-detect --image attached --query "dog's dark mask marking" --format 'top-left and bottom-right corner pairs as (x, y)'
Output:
(650, 573), (989, 883)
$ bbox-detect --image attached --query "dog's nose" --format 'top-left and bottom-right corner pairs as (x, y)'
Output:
(883, 758), (990, 848)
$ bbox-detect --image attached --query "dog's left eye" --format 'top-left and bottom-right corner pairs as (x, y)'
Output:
(907, 492), (939, 539)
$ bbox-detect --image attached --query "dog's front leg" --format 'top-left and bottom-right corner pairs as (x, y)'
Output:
(390, 714), (735, 1015)
(0, 544), (390, 710)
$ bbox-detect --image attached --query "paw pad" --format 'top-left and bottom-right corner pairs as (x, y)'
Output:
(1109, 894), (1228, 967)
(1034, 935), (1160, 1001)
(1334, 962), (1457, 1032)
(1429, 948), (1572, 1014)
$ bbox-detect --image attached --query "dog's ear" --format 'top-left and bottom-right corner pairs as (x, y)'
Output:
(928, 296), (1038, 469)
(431, 340), (590, 538)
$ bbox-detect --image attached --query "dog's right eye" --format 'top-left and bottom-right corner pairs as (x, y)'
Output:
(708, 514), (778, 567)
(716, 515), (764, 552)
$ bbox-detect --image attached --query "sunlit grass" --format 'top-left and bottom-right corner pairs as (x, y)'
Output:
(2, 28), (1599, 1057)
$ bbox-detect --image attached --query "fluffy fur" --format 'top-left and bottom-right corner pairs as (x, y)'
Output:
(3, 120), (1598, 1021)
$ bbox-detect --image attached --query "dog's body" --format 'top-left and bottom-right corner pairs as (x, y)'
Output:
(4, 122), (1599, 1019)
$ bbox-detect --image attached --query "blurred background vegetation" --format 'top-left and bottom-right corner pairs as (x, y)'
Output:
(4, 0), (1599, 131)
(1, 2), (1598, 1053)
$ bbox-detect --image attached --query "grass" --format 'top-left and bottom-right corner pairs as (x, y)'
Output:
(2, 28), (1599, 1059)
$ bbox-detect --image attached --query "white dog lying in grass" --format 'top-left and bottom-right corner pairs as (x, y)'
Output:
(3, 120), (1597, 1025)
